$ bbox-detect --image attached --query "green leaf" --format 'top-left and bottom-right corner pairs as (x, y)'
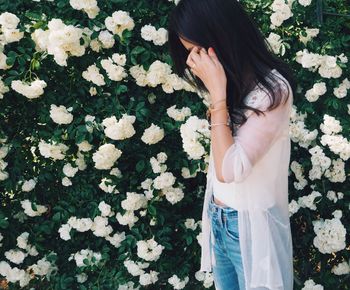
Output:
(136, 160), (145, 172)
(0, 218), (9, 229)
(148, 204), (157, 216)
(115, 84), (128, 95)
(25, 11), (42, 21)
(185, 235), (193, 245)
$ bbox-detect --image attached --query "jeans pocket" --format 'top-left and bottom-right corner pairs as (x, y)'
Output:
(225, 215), (239, 241)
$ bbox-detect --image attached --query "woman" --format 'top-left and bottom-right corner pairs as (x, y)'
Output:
(167, 0), (296, 289)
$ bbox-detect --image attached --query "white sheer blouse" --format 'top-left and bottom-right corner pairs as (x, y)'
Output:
(200, 69), (294, 290)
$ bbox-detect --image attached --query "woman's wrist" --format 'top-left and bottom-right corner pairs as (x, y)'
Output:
(210, 99), (226, 109)
(210, 108), (229, 123)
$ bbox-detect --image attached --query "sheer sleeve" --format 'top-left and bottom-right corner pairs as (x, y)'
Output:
(221, 84), (292, 183)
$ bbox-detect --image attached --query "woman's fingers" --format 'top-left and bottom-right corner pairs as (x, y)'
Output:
(200, 48), (216, 66)
(186, 46), (217, 77)
(186, 57), (195, 68)
(189, 47), (201, 64)
(186, 46), (199, 68)
(208, 47), (220, 66)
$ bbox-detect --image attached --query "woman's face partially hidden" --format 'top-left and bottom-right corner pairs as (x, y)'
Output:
(179, 36), (203, 52)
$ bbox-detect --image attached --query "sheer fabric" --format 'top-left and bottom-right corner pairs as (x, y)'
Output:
(200, 69), (294, 290)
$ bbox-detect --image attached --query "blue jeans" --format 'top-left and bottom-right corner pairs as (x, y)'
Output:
(208, 195), (245, 290)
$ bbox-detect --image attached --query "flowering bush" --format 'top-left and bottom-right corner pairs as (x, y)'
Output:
(0, 0), (349, 289)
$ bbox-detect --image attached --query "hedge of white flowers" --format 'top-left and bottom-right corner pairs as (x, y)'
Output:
(0, 0), (349, 289)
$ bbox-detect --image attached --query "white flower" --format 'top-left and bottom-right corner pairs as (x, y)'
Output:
(91, 216), (113, 237)
(298, 191), (321, 210)
(92, 144), (122, 170)
(139, 270), (159, 286)
(141, 24), (168, 46)
(123, 258), (149, 276)
(58, 223), (72, 240)
(38, 139), (69, 160)
(98, 201), (112, 217)
(270, 0), (293, 29)
(136, 237), (164, 261)
(157, 152), (168, 163)
(326, 190), (343, 203)
(105, 10), (135, 38)
(195, 270), (214, 288)
(110, 167), (121, 177)
(68, 217), (93, 232)
(20, 199), (48, 217)
(69, 0), (100, 19)
(27, 256), (56, 277)
(76, 272), (88, 283)
(266, 32), (285, 55)
(301, 279), (324, 290)
(320, 114), (342, 135)
(11, 79), (47, 99)
(181, 167), (198, 179)
(69, 249), (102, 267)
(112, 53), (127, 66)
(5, 249), (27, 264)
(150, 157), (164, 174)
(312, 217), (346, 254)
(0, 12), (20, 29)
(168, 274), (189, 289)
(62, 177), (72, 186)
(50, 104), (73, 124)
(324, 158), (346, 182)
(121, 192), (148, 211)
(116, 210), (139, 229)
(63, 163), (78, 177)
(82, 64), (106, 86)
(163, 186), (184, 205)
(0, 15), (24, 44)
(180, 116), (210, 160)
(331, 261), (350, 275)
(184, 218), (198, 230)
(102, 114), (136, 140)
(77, 140), (93, 152)
(31, 18), (86, 66)
(146, 60), (172, 87)
(21, 179), (37, 192)
(333, 78), (350, 98)
(88, 85), (97, 95)
(305, 82), (326, 102)
(100, 58), (128, 81)
(288, 200), (300, 217)
(298, 0), (312, 7)
(105, 232), (126, 248)
(295, 49), (342, 79)
(99, 177), (118, 193)
(318, 55), (343, 79)
(153, 172), (176, 190)
(299, 27), (319, 45)
(141, 123), (164, 145)
(167, 105), (191, 121)
(16, 232), (29, 249)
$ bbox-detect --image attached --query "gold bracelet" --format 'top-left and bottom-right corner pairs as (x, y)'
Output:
(209, 122), (230, 128)
(210, 106), (227, 113)
(206, 106), (228, 120)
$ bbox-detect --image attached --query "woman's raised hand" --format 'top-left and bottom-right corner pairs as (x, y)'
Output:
(186, 46), (227, 102)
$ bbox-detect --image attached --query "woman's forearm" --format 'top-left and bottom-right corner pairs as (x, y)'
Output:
(210, 92), (235, 183)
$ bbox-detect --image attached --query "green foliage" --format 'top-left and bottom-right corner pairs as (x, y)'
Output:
(0, 0), (349, 289)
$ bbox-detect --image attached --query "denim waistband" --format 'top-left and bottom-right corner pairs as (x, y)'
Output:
(209, 195), (238, 216)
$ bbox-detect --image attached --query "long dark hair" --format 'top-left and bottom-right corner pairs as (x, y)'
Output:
(167, 0), (297, 129)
